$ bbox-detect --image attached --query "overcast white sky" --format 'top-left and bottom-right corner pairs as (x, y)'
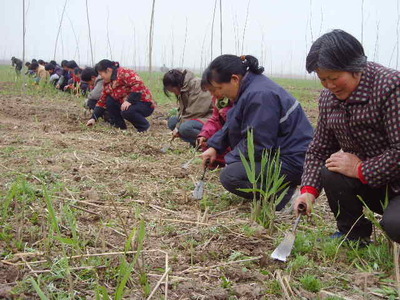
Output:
(1, 0), (399, 75)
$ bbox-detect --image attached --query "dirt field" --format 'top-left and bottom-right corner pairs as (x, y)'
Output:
(0, 80), (398, 300)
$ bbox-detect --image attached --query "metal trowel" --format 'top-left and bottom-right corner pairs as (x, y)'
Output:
(192, 162), (209, 200)
(271, 204), (306, 262)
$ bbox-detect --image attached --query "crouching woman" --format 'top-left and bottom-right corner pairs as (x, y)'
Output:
(294, 29), (400, 244)
(201, 55), (314, 211)
(87, 60), (156, 132)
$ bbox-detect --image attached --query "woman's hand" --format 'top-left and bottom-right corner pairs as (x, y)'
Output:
(200, 147), (217, 168)
(325, 152), (361, 178)
(86, 118), (96, 127)
(121, 101), (131, 111)
(171, 128), (180, 138)
(197, 136), (207, 148)
(293, 193), (316, 216)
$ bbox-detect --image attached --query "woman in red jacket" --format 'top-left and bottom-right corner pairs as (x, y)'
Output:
(87, 60), (156, 132)
(197, 70), (233, 167)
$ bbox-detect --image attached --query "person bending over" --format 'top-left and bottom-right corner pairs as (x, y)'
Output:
(163, 69), (213, 147)
(200, 55), (313, 211)
(87, 60), (155, 132)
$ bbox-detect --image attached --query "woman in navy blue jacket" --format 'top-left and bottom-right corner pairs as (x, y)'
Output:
(201, 55), (314, 210)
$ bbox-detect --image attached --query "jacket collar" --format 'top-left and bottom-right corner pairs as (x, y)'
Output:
(237, 72), (254, 100)
(180, 70), (194, 93)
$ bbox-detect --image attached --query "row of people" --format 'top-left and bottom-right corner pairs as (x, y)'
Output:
(12, 29), (400, 246)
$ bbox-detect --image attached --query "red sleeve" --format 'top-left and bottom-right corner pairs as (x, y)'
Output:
(358, 163), (368, 184)
(301, 186), (320, 198)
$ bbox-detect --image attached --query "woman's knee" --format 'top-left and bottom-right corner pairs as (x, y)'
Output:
(381, 197), (400, 243)
(179, 121), (202, 138)
(320, 166), (347, 191)
(167, 116), (179, 131)
(220, 163), (244, 189)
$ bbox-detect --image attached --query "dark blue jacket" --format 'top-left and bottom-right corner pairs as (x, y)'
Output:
(207, 72), (314, 171)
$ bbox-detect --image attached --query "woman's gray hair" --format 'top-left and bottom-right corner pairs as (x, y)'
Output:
(306, 29), (367, 73)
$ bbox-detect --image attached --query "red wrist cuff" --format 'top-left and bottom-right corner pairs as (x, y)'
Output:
(358, 163), (368, 184)
(301, 186), (320, 198)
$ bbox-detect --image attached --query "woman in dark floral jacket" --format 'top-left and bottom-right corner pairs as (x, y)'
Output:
(294, 29), (400, 244)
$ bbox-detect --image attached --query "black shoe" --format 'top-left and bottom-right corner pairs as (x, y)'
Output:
(330, 231), (372, 248)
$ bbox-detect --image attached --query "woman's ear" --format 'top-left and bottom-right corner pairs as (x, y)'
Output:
(231, 74), (241, 86)
(231, 74), (240, 83)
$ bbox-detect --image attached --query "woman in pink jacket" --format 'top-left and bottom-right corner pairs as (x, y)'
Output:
(197, 70), (233, 168)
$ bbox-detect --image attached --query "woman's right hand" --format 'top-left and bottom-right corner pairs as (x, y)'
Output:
(86, 118), (96, 127)
(200, 147), (217, 168)
(293, 193), (316, 216)
(197, 136), (207, 148)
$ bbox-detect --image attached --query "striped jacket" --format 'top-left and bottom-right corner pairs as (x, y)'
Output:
(301, 62), (400, 195)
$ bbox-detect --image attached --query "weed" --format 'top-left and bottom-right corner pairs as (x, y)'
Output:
(239, 129), (288, 232)
(299, 274), (322, 292)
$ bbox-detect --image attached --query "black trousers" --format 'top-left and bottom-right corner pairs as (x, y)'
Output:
(321, 166), (400, 243)
(106, 96), (154, 132)
(219, 161), (302, 211)
(86, 99), (98, 110)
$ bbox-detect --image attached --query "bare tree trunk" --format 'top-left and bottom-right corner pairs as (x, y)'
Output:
(181, 18), (188, 68)
(319, 6), (324, 36)
(22, 0), (26, 64)
(373, 21), (380, 61)
(219, 0), (223, 55)
(66, 14), (81, 63)
(85, 0), (94, 66)
(210, 0), (217, 59)
(309, 0), (314, 43)
(361, 0), (364, 44)
(232, 13), (239, 54)
(241, 0), (251, 54)
(200, 24), (209, 72)
(131, 23), (136, 69)
(170, 28), (174, 68)
(53, 0), (68, 60)
(106, 8), (113, 60)
(148, 0), (156, 74)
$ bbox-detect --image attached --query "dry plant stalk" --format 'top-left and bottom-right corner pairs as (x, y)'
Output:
(106, 8), (113, 60)
(394, 242), (400, 299)
(53, 0), (68, 60)
(210, 0), (218, 59)
(85, 0), (94, 65)
(148, 0), (156, 74)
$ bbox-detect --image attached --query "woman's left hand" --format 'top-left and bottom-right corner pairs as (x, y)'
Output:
(325, 152), (361, 178)
(121, 101), (131, 111)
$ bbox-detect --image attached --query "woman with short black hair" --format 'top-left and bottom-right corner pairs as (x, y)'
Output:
(200, 55), (313, 210)
(86, 59), (155, 132)
(294, 29), (400, 244)
(81, 67), (103, 110)
(45, 63), (63, 86)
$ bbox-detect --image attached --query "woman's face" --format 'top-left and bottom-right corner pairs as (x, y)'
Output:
(166, 86), (181, 96)
(205, 84), (224, 99)
(210, 74), (241, 100)
(316, 69), (362, 100)
(98, 68), (113, 83)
